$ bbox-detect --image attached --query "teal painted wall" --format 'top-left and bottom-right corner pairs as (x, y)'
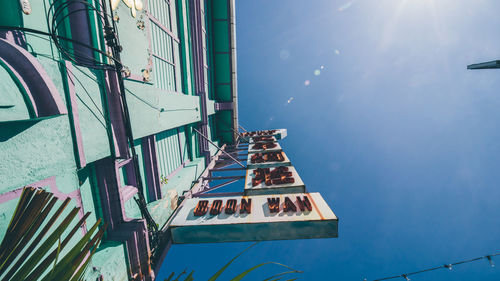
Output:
(0, 63), (31, 121)
(156, 129), (183, 180)
(124, 80), (201, 139)
(66, 66), (112, 163)
(0, 116), (77, 193)
(84, 241), (129, 281)
(0, 0), (236, 278)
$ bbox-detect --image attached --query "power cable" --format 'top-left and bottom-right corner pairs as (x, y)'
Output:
(367, 252), (499, 281)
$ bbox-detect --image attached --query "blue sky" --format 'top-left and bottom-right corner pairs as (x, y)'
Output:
(159, 0), (500, 280)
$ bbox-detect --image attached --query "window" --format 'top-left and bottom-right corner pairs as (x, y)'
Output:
(147, 0), (182, 92)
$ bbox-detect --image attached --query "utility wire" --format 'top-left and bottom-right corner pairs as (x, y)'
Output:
(367, 252), (499, 281)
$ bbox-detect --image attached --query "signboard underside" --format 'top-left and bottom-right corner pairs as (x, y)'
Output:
(169, 193), (338, 244)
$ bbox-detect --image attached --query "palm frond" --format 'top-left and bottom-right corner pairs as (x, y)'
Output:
(208, 242), (259, 281)
(0, 187), (106, 281)
(230, 262), (301, 281)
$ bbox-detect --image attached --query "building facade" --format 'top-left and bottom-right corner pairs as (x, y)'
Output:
(0, 0), (238, 280)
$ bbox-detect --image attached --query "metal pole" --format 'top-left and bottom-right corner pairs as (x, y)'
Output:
(193, 128), (245, 168)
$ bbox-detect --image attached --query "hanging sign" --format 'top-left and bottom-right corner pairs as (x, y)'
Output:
(240, 129), (287, 142)
(169, 192), (338, 243)
(244, 166), (305, 195)
(246, 151), (291, 169)
(249, 136), (277, 143)
(248, 141), (282, 154)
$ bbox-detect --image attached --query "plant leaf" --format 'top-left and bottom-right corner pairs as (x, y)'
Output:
(165, 272), (175, 281)
(0, 195), (57, 277)
(25, 212), (91, 281)
(10, 207), (80, 280)
(41, 219), (103, 281)
(183, 271), (194, 281)
(230, 262), (301, 281)
(262, 270), (302, 281)
(208, 242), (259, 281)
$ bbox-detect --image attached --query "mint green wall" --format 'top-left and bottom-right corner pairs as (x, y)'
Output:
(124, 80), (201, 139)
(207, 99), (216, 115)
(178, 0), (194, 95)
(0, 116), (77, 193)
(133, 139), (149, 201)
(113, 4), (150, 79)
(66, 65), (112, 163)
(178, 126), (190, 163)
(0, 198), (22, 243)
(78, 165), (102, 229)
(150, 157), (205, 229)
(0, 64), (31, 121)
(84, 241), (129, 281)
(22, 0), (60, 59)
(156, 129), (182, 180)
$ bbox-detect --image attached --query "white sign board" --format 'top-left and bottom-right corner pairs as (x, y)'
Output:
(169, 193), (338, 243)
(244, 166), (305, 195)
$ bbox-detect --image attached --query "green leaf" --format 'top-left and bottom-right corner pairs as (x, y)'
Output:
(208, 242), (259, 281)
(165, 272), (175, 281)
(230, 262), (301, 281)
(69, 228), (105, 281)
(25, 212), (91, 281)
(173, 269), (187, 281)
(0, 195), (58, 277)
(183, 271), (194, 281)
(0, 187), (105, 281)
(41, 219), (103, 281)
(262, 270), (302, 281)
(10, 207), (80, 280)
(0, 188), (49, 271)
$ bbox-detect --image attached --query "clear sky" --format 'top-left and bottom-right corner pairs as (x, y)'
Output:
(158, 0), (500, 280)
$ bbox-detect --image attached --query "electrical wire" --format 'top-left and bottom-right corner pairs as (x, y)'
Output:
(46, 0), (115, 69)
(368, 252), (499, 281)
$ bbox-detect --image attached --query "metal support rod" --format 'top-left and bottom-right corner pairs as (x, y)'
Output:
(225, 148), (248, 151)
(219, 155), (248, 159)
(203, 176), (245, 181)
(211, 167), (247, 172)
(239, 125), (248, 132)
(193, 191), (245, 198)
(193, 178), (244, 196)
(193, 128), (245, 168)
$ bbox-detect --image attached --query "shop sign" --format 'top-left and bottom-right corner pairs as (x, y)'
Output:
(249, 136), (277, 143)
(244, 166), (305, 195)
(169, 193), (338, 243)
(248, 141), (282, 154)
(246, 151), (291, 169)
(241, 129), (287, 142)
